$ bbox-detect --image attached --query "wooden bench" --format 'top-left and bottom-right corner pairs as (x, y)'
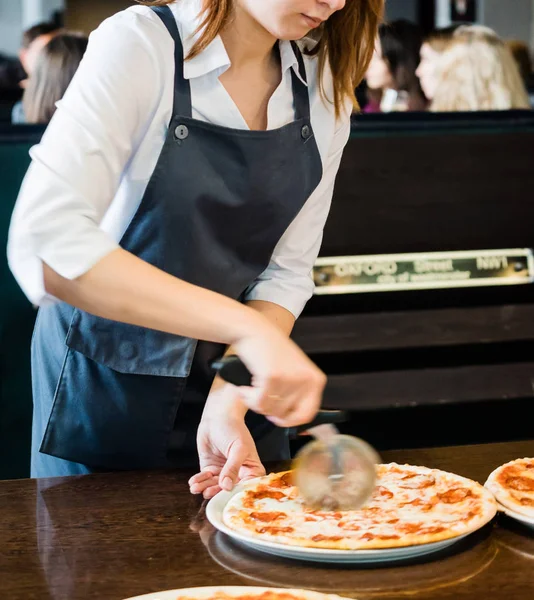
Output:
(294, 110), (534, 419)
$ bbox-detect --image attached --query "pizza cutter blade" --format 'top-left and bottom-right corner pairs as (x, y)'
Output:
(211, 356), (381, 511)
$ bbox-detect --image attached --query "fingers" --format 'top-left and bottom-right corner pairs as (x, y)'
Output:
(240, 464), (266, 483)
(202, 484), (222, 499)
(188, 470), (216, 487)
(219, 440), (248, 491)
(240, 369), (325, 428)
(189, 468), (220, 495)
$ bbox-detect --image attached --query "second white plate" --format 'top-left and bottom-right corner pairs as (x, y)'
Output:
(497, 501), (534, 530)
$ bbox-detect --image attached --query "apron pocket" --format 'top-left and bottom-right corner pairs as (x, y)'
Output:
(40, 347), (186, 470)
(65, 308), (197, 377)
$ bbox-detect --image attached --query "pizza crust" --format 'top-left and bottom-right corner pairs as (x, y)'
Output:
(222, 465), (497, 551)
(173, 589), (348, 600)
(127, 587), (352, 600)
(485, 458), (534, 519)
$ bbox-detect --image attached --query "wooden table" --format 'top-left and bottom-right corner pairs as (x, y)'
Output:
(1, 441), (533, 600)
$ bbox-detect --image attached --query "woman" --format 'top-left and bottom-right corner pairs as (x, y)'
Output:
(430, 25), (530, 112)
(23, 33), (88, 124)
(365, 19), (427, 112)
(8, 0), (384, 495)
(416, 25), (458, 103)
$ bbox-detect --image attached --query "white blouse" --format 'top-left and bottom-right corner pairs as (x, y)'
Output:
(7, 0), (351, 317)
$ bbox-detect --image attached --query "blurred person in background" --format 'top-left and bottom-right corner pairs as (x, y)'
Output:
(13, 22), (61, 124)
(506, 40), (534, 107)
(23, 33), (88, 124)
(365, 20), (427, 112)
(19, 22), (61, 82)
(356, 80), (382, 113)
(416, 25), (459, 103)
(430, 25), (530, 112)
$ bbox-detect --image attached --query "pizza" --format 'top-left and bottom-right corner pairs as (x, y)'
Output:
(485, 458), (534, 519)
(174, 591), (345, 600)
(222, 465), (497, 550)
(126, 587), (351, 600)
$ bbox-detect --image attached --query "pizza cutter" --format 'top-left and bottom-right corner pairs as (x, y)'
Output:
(211, 355), (381, 511)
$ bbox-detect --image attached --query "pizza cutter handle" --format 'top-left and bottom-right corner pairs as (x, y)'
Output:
(211, 355), (349, 437)
(211, 355), (253, 386)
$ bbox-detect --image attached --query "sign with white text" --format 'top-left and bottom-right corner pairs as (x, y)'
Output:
(313, 249), (534, 294)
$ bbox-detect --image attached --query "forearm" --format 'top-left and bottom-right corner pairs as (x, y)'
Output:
(205, 300), (296, 418)
(44, 248), (265, 346)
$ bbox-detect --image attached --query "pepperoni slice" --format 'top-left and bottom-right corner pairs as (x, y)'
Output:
(256, 526), (294, 535)
(398, 475), (435, 489)
(400, 523), (446, 535)
(378, 487), (394, 499)
(308, 511), (343, 520)
(249, 511), (287, 522)
(248, 489), (286, 501)
(400, 522), (423, 534)
(312, 534), (343, 542)
(505, 476), (534, 492)
(438, 488), (472, 503)
(401, 497), (423, 507)
(419, 526), (446, 535)
(269, 472), (293, 488)
(338, 521), (361, 530)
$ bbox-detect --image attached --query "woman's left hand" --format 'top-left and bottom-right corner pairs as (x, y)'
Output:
(188, 384), (266, 499)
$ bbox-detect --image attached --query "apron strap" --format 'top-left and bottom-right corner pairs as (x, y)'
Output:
(151, 6), (193, 119)
(152, 6), (311, 123)
(290, 41), (312, 122)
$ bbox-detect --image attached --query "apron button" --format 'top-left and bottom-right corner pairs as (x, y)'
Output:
(174, 124), (189, 140)
(301, 125), (311, 139)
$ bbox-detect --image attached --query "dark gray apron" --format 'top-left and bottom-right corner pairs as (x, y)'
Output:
(31, 6), (323, 477)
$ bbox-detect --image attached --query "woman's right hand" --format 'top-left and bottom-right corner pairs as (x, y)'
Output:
(233, 322), (326, 428)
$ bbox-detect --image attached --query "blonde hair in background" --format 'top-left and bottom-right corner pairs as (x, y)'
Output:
(430, 25), (530, 112)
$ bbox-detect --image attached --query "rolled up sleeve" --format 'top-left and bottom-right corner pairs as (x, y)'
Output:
(244, 113), (351, 318)
(7, 11), (164, 306)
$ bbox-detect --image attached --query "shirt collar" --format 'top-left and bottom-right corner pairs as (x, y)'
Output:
(279, 40), (308, 87)
(174, 0), (308, 86)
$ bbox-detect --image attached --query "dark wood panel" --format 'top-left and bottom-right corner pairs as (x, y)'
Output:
(322, 362), (534, 410)
(293, 304), (534, 354)
(323, 131), (534, 257)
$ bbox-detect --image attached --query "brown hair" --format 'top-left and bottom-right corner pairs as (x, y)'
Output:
(137, 0), (385, 115)
(506, 40), (533, 84)
(23, 32), (88, 124)
(425, 24), (460, 54)
(22, 22), (61, 49)
(378, 19), (427, 110)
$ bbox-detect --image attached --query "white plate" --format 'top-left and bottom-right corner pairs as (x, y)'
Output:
(124, 586), (350, 600)
(206, 483), (471, 564)
(496, 500), (534, 530)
